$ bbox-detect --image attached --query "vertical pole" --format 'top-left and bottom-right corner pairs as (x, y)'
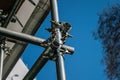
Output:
(50, 0), (66, 80)
(0, 44), (4, 80)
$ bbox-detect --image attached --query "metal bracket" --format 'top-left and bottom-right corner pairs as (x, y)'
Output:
(46, 20), (72, 43)
(42, 48), (65, 61)
(0, 36), (12, 56)
(41, 36), (73, 56)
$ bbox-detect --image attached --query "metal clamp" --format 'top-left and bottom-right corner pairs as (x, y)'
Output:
(0, 37), (12, 56)
(46, 20), (72, 43)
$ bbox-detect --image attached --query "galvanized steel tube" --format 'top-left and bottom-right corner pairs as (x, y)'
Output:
(50, 0), (66, 80)
(0, 27), (74, 53)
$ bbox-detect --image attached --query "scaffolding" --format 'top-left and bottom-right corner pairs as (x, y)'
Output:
(0, 0), (74, 80)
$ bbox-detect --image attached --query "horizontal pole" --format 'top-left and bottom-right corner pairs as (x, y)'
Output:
(0, 27), (74, 53)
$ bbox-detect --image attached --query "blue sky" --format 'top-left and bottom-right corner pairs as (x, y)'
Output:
(22, 0), (119, 80)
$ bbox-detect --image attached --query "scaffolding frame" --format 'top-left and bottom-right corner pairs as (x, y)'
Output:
(0, 0), (74, 80)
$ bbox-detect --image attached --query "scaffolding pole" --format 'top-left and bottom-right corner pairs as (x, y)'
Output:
(50, 0), (66, 80)
(23, 47), (51, 80)
(0, 44), (4, 80)
(23, 0), (73, 80)
(0, 0), (74, 79)
(0, 27), (74, 53)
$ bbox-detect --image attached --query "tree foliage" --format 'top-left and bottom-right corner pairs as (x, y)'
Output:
(95, 4), (120, 80)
